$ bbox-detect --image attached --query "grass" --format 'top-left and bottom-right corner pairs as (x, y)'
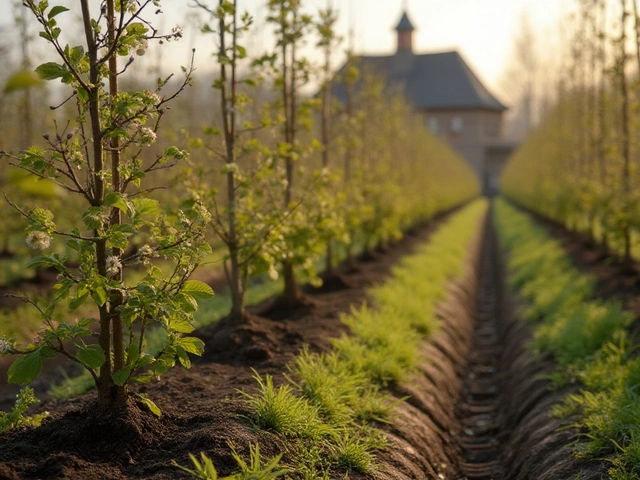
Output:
(173, 443), (289, 479)
(236, 199), (488, 476)
(240, 371), (328, 440)
(495, 198), (640, 479)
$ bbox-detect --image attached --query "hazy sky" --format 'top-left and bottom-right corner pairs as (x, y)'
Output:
(0, 0), (570, 100)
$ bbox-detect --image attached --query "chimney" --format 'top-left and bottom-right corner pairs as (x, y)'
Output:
(395, 11), (415, 53)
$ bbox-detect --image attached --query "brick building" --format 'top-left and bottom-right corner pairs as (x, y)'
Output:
(332, 10), (518, 195)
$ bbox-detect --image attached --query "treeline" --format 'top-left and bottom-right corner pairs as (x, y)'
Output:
(0, 0), (477, 414)
(501, 0), (640, 263)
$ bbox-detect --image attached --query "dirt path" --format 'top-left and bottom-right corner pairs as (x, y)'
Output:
(458, 224), (504, 479)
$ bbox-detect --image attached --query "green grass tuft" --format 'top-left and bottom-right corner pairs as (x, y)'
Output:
(240, 371), (329, 440)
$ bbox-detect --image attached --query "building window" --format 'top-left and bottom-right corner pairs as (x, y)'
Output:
(428, 117), (439, 133)
(451, 116), (463, 133)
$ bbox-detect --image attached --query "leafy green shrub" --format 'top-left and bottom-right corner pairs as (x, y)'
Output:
(328, 431), (380, 474)
(534, 302), (631, 367)
(0, 387), (48, 434)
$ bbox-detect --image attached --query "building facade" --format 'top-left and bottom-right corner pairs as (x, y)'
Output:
(332, 10), (518, 195)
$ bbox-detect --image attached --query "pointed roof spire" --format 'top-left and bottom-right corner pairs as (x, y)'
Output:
(395, 11), (415, 32)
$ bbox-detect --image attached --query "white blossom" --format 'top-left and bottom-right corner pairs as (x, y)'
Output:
(144, 90), (161, 105)
(138, 127), (157, 146)
(139, 244), (155, 257)
(25, 231), (51, 250)
(105, 255), (122, 277)
(0, 338), (12, 354)
(221, 162), (240, 175)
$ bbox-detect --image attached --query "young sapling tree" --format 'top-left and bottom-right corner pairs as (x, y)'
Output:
(265, 0), (328, 304)
(316, 2), (341, 276)
(191, 0), (288, 321)
(0, 0), (213, 415)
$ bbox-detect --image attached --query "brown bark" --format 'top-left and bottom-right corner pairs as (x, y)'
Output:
(321, 12), (333, 277)
(598, 0), (609, 253)
(281, 3), (301, 302)
(219, 0), (244, 321)
(106, 0), (125, 385)
(344, 59), (356, 271)
(619, 0), (632, 264)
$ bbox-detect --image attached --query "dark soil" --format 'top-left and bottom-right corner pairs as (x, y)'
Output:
(0, 205), (618, 479)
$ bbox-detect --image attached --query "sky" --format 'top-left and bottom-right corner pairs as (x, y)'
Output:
(0, 0), (571, 100)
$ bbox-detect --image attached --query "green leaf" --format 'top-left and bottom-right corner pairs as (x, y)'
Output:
(168, 317), (195, 334)
(136, 393), (161, 417)
(91, 277), (108, 307)
(4, 70), (45, 93)
(182, 280), (214, 303)
(130, 198), (160, 219)
(176, 336), (205, 356)
(47, 5), (69, 19)
(27, 254), (67, 270)
(176, 347), (191, 368)
(92, 286), (107, 306)
(69, 292), (89, 310)
(112, 367), (132, 386)
(176, 292), (198, 314)
(127, 340), (140, 365)
(35, 62), (66, 80)
(8, 347), (55, 384)
(107, 231), (128, 249)
(82, 207), (103, 230)
(104, 191), (128, 213)
(68, 45), (85, 66)
(77, 344), (106, 369)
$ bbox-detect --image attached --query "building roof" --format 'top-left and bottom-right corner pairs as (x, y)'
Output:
(332, 51), (507, 112)
(395, 12), (415, 31)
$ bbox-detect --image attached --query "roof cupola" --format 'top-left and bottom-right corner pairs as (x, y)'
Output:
(395, 10), (415, 53)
